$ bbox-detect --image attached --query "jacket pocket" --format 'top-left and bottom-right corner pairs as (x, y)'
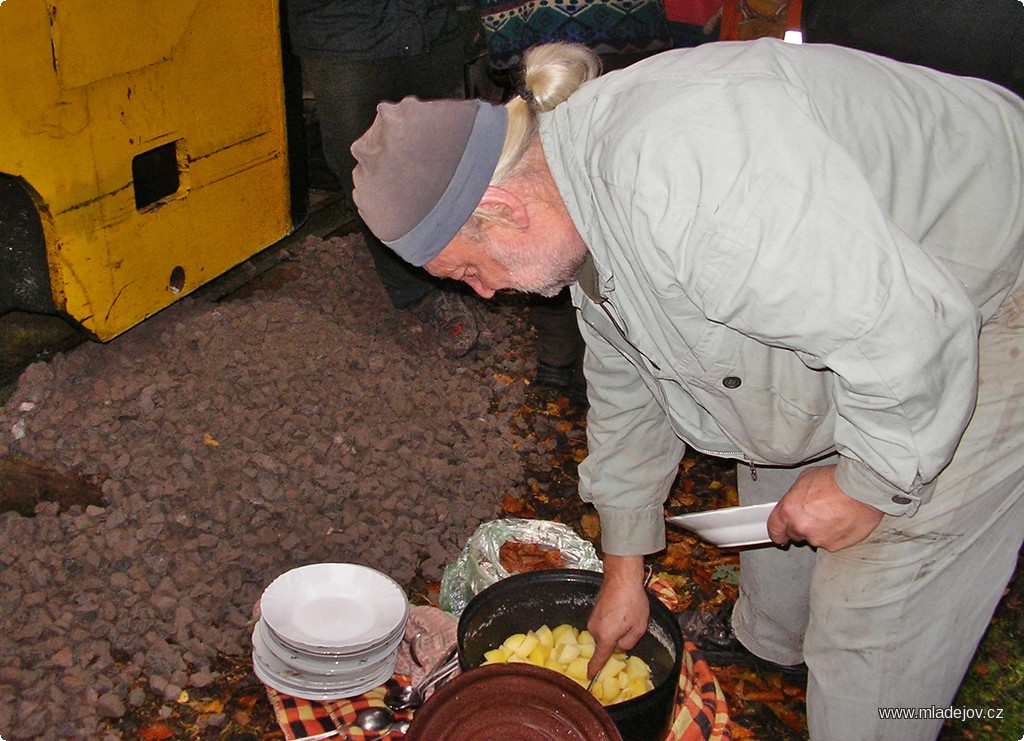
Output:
(682, 327), (837, 464)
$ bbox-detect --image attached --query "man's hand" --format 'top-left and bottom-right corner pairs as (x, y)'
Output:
(767, 464), (884, 551)
(586, 554), (649, 679)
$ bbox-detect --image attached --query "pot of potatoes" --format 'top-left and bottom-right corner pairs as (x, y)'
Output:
(457, 569), (683, 741)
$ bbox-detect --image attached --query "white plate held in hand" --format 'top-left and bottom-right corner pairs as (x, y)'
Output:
(666, 502), (779, 548)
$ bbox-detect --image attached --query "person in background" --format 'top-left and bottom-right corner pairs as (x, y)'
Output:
(801, 0), (1024, 99)
(529, 287), (587, 406)
(349, 39), (1024, 740)
(287, 0), (484, 357)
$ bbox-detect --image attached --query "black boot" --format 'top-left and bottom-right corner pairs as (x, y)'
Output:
(678, 607), (808, 679)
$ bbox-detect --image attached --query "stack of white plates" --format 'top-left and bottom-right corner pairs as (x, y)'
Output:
(252, 563), (409, 701)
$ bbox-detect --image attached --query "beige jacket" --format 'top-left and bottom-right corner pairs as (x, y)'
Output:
(538, 40), (1024, 555)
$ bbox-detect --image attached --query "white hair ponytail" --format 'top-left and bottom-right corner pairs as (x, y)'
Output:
(490, 43), (601, 184)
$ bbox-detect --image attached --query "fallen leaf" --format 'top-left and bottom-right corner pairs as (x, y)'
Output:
(712, 564), (740, 585)
(663, 541), (697, 563)
(502, 494), (526, 513)
(745, 690), (786, 702)
(730, 723), (757, 739)
(580, 513), (601, 540)
(766, 701), (807, 732)
(690, 565), (714, 595)
(139, 724), (174, 740)
(502, 495), (534, 517)
(782, 681), (807, 700)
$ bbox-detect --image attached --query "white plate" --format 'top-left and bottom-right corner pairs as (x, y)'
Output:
(264, 615), (405, 658)
(666, 502), (778, 548)
(255, 619), (399, 678)
(261, 563), (409, 652)
(252, 644), (397, 701)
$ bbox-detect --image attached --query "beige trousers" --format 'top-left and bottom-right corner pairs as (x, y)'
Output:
(732, 285), (1024, 741)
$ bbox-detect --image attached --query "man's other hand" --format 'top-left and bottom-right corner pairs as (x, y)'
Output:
(767, 464), (884, 551)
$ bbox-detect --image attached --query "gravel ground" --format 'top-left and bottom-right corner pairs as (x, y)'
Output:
(0, 232), (553, 740)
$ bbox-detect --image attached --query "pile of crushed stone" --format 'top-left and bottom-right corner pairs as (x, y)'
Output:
(0, 232), (575, 740)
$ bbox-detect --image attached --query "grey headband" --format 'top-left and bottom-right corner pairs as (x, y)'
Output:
(385, 103), (508, 266)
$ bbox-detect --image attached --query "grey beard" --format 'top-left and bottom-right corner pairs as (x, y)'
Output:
(506, 246), (587, 298)
(530, 261), (584, 297)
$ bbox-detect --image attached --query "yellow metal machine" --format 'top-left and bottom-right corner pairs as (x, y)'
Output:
(0, 0), (307, 340)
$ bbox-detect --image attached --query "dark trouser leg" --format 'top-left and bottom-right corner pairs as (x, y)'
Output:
(301, 39), (465, 309)
(530, 288), (584, 369)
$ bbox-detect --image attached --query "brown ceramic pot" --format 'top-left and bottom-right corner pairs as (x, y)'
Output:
(405, 662), (623, 741)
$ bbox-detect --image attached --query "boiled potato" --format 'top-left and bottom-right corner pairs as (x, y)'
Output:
(527, 642), (550, 665)
(515, 631), (540, 658)
(554, 642), (581, 665)
(483, 646), (511, 664)
(551, 624), (576, 644)
(566, 656), (590, 681)
(600, 655), (626, 679)
(503, 633), (527, 655)
(625, 654), (650, 680)
(480, 623), (655, 706)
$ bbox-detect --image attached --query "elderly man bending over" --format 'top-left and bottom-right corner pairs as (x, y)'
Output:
(351, 40), (1024, 741)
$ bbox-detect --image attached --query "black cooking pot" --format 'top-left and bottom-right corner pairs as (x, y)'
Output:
(457, 569), (683, 741)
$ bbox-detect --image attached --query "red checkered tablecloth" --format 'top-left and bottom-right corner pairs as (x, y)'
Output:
(259, 581), (731, 740)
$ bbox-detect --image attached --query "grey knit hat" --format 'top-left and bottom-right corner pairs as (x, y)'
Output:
(351, 97), (508, 267)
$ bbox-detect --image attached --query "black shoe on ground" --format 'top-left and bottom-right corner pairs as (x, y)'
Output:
(678, 608), (808, 679)
(534, 361), (589, 409)
(413, 290), (480, 359)
(535, 361), (575, 389)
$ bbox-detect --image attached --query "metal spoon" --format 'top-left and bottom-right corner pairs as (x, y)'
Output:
(408, 629), (426, 668)
(384, 644), (459, 711)
(384, 656), (458, 711)
(290, 706), (397, 741)
(354, 706), (396, 734)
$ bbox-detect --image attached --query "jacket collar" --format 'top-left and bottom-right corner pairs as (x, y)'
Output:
(577, 253), (610, 304)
